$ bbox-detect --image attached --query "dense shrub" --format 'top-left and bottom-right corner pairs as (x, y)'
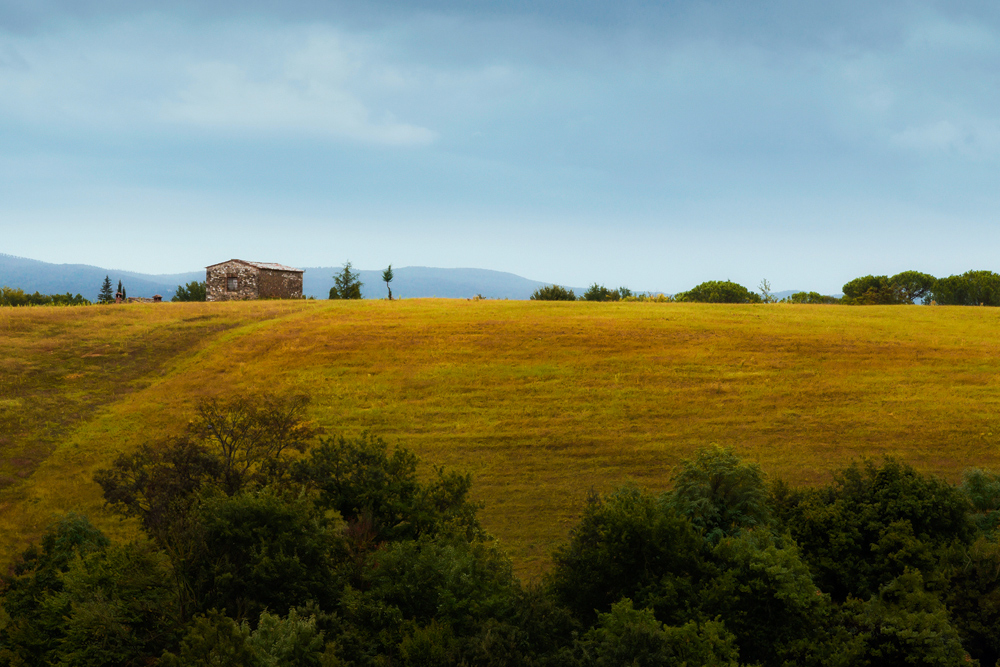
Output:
(620, 292), (672, 302)
(580, 284), (630, 302)
(531, 285), (576, 301)
(783, 291), (840, 304)
(673, 280), (762, 304)
(172, 281), (207, 302)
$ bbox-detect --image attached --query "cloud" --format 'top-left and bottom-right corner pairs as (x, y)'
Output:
(161, 38), (438, 145)
(0, 20), (437, 145)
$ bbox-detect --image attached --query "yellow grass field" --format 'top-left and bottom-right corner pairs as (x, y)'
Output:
(3, 299), (1000, 579)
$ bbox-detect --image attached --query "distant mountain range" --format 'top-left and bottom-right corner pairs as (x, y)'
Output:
(0, 254), (598, 301)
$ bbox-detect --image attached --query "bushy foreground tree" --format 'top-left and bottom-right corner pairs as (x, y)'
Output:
(0, 515), (177, 667)
(670, 445), (771, 542)
(9, 414), (1000, 666)
(773, 458), (973, 601)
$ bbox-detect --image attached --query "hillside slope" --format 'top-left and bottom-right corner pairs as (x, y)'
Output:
(3, 300), (999, 578)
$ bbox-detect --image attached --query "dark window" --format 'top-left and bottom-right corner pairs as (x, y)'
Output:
(227, 276), (238, 291)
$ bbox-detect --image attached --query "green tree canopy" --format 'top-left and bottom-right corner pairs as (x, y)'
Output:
(840, 570), (972, 666)
(293, 432), (482, 544)
(701, 530), (828, 666)
(572, 599), (740, 667)
(669, 445), (771, 542)
(531, 285), (577, 301)
(173, 281), (207, 302)
(182, 489), (343, 621)
(891, 270), (937, 303)
(547, 486), (708, 626)
(932, 270), (1000, 306)
(0, 515), (110, 665)
(673, 281), (762, 304)
(775, 458), (973, 600)
(581, 284), (619, 302)
(784, 291), (840, 305)
(840, 274), (910, 304)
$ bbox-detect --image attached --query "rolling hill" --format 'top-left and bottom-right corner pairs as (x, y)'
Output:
(3, 299), (999, 579)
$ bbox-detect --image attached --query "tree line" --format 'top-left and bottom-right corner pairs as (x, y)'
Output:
(0, 287), (90, 307)
(793, 269), (1000, 305)
(8, 267), (999, 307)
(532, 269), (1000, 305)
(4, 393), (1000, 665)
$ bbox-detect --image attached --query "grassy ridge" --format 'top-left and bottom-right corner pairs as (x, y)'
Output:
(3, 300), (1000, 578)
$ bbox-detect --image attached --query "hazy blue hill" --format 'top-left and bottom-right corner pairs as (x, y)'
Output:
(0, 254), (201, 300)
(305, 266), (586, 300)
(0, 254), (592, 300)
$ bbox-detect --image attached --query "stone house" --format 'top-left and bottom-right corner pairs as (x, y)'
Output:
(205, 260), (304, 301)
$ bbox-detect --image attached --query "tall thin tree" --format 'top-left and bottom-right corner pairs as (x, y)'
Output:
(382, 264), (394, 300)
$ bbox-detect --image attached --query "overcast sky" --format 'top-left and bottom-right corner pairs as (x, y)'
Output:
(2, 1), (998, 293)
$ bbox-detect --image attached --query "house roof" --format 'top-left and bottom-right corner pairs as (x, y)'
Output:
(206, 259), (304, 273)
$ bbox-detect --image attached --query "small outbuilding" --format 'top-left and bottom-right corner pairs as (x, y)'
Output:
(206, 259), (304, 301)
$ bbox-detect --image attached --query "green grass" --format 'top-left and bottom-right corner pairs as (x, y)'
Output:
(4, 299), (1000, 579)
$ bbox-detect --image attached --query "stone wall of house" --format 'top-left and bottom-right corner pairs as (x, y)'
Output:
(258, 269), (303, 299)
(206, 261), (260, 301)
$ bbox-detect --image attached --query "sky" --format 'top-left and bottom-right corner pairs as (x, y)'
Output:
(1, 0), (999, 294)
